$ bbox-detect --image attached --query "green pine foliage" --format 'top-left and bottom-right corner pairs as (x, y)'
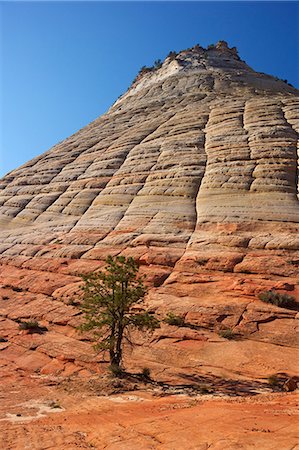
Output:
(167, 51), (177, 60)
(164, 312), (185, 327)
(79, 255), (160, 370)
(154, 59), (162, 69)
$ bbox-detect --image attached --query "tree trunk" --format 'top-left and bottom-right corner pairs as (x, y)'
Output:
(110, 349), (117, 366)
(114, 324), (123, 367)
(109, 321), (117, 366)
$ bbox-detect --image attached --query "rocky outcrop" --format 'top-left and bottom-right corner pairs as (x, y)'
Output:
(0, 42), (298, 383)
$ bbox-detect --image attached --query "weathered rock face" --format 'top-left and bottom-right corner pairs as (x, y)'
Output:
(0, 41), (298, 381)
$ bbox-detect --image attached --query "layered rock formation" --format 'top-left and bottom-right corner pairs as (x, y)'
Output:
(0, 41), (298, 382)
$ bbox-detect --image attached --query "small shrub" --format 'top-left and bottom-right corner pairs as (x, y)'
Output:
(207, 44), (215, 50)
(12, 286), (22, 292)
(139, 65), (153, 74)
(258, 290), (297, 309)
(164, 313), (185, 327)
(18, 320), (47, 334)
(267, 374), (280, 387)
(132, 66), (153, 84)
(141, 367), (151, 379)
(167, 51), (177, 61)
(219, 328), (238, 340)
(193, 44), (202, 51)
(19, 320), (40, 331)
(154, 59), (162, 69)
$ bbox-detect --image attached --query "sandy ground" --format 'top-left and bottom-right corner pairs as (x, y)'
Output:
(0, 374), (298, 450)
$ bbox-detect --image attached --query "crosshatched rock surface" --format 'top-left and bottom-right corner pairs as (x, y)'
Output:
(0, 42), (298, 383)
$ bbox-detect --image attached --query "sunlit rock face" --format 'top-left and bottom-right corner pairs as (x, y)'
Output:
(0, 42), (298, 380)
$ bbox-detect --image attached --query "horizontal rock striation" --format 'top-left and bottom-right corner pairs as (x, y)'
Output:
(0, 41), (298, 381)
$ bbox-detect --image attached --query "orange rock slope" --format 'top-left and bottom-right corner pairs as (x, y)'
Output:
(0, 41), (298, 449)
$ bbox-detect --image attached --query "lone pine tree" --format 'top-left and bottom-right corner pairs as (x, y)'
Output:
(79, 255), (159, 371)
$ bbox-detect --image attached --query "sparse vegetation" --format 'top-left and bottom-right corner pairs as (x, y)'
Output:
(207, 44), (215, 50)
(139, 65), (153, 75)
(258, 290), (297, 309)
(153, 59), (162, 69)
(267, 374), (280, 387)
(78, 255), (160, 372)
(132, 65), (153, 84)
(18, 320), (47, 334)
(164, 312), (185, 327)
(18, 320), (40, 331)
(273, 76), (294, 87)
(218, 328), (238, 340)
(133, 56), (164, 84)
(193, 44), (202, 51)
(167, 50), (177, 61)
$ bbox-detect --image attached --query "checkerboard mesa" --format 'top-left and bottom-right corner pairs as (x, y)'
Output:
(0, 42), (298, 383)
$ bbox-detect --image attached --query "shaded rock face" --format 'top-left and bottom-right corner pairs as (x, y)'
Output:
(0, 42), (298, 380)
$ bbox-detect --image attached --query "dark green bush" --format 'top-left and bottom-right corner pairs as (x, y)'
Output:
(154, 59), (162, 69)
(218, 329), (238, 340)
(164, 313), (185, 327)
(258, 290), (297, 309)
(139, 65), (153, 74)
(19, 320), (40, 331)
(18, 320), (48, 334)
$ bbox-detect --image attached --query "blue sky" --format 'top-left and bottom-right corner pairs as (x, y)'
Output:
(1, 1), (298, 177)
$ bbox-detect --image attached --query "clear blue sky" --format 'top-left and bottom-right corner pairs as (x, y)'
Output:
(1, 1), (298, 177)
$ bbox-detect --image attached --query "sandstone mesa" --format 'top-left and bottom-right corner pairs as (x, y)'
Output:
(0, 41), (298, 449)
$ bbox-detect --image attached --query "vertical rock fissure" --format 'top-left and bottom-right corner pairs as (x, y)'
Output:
(281, 105), (299, 200)
(191, 111), (210, 228)
(172, 107), (211, 263)
(243, 99), (256, 190)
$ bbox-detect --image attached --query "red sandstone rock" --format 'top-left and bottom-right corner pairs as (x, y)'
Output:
(14, 350), (51, 372)
(40, 358), (65, 375)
